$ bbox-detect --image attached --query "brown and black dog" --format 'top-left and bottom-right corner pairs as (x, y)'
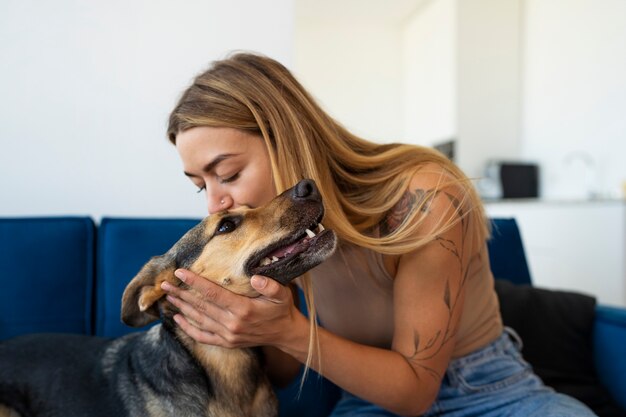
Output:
(0, 179), (336, 417)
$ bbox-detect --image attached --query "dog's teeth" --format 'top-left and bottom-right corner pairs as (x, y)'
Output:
(261, 257), (272, 266)
(272, 256), (279, 263)
(305, 228), (316, 238)
(318, 224), (325, 232)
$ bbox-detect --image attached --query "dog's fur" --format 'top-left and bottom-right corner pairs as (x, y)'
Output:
(0, 180), (336, 417)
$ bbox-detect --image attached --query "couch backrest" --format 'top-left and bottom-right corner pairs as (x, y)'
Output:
(0, 216), (533, 341)
(95, 217), (200, 338)
(487, 218), (532, 285)
(0, 217), (95, 339)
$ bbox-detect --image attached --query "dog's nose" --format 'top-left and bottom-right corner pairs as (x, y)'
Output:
(292, 179), (321, 202)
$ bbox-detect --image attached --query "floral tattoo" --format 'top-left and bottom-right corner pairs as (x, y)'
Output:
(380, 189), (431, 237)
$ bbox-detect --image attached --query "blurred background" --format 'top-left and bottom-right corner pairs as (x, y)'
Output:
(1, 0), (625, 305)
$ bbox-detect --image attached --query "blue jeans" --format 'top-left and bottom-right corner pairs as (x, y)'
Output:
(329, 328), (596, 416)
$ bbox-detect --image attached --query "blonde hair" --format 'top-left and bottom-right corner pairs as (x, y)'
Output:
(167, 51), (489, 373)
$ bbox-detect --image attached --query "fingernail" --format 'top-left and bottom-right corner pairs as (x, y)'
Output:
(175, 269), (186, 282)
(161, 281), (172, 291)
(173, 314), (182, 324)
(251, 275), (267, 289)
(166, 295), (176, 304)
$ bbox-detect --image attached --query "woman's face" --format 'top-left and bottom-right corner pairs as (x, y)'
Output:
(176, 126), (277, 214)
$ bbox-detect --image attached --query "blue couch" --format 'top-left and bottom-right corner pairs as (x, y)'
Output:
(1, 216), (625, 415)
(487, 219), (626, 416)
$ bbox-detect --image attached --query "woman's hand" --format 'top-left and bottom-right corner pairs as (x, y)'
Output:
(160, 269), (302, 349)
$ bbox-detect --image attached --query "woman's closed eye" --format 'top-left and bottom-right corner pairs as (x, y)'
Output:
(217, 172), (240, 184)
(192, 171), (240, 193)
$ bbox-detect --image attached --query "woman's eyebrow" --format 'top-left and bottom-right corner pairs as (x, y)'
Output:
(183, 153), (239, 177)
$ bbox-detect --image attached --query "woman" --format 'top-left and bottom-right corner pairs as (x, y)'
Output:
(160, 52), (595, 416)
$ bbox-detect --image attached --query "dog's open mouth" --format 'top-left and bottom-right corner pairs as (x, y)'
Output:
(258, 223), (326, 267)
(245, 218), (336, 285)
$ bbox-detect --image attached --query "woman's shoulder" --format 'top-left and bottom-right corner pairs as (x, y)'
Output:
(380, 161), (464, 236)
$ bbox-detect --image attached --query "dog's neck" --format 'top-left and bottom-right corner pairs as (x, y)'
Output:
(158, 314), (277, 416)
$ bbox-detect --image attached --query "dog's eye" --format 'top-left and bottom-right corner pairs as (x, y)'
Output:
(216, 218), (238, 235)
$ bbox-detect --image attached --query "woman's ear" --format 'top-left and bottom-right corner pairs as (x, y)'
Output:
(121, 255), (177, 327)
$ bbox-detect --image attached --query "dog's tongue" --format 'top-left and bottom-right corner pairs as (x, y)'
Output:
(268, 236), (311, 259)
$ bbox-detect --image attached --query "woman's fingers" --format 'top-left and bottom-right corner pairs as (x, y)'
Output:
(174, 269), (236, 310)
(166, 294), (243, 347)
(166, 294), (221, 331)
(160, 269), (299, 347)
(250, 275), (290, 304)
(162, 280), (226, 320)
(170, 313), (225, 346)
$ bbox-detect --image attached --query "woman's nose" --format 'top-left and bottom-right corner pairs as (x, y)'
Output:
(207, 192), (232, 214)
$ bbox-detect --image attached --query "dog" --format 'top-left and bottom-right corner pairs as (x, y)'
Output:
(0, 179), (337, 417)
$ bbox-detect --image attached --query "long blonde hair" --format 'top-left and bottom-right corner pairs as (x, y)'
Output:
(167, 51), (489, 372)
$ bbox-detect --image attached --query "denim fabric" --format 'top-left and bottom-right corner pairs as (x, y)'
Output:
(328, 329), (597, 417)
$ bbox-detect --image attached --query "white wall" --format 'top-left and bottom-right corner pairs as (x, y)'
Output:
(403, 0), (626, 194)
(304, 0), (522, 178)
(403, 0), (523, 178)
(5, 0), (624, 222)
(297, 0), (626, 199)
(521, 0), (626, 199)
(294, 1), (417, 143)
(455, 0), (522, 179)
(403, 0), (457, 147)
(0, 0), (293, 220)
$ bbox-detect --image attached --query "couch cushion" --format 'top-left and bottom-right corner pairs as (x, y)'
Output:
(495, 280), (624, 416)
(0, 217), (95, 339)
(594, 305), (626, 411)
(95, 217), (200, 338)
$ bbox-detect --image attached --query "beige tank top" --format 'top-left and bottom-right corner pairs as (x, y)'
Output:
(306, 239), (503, 358)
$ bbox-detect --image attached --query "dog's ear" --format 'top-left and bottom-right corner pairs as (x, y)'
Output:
(121, 255), (177, 327)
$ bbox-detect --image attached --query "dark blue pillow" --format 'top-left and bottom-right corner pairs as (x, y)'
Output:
(495, 280), (624, 416)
